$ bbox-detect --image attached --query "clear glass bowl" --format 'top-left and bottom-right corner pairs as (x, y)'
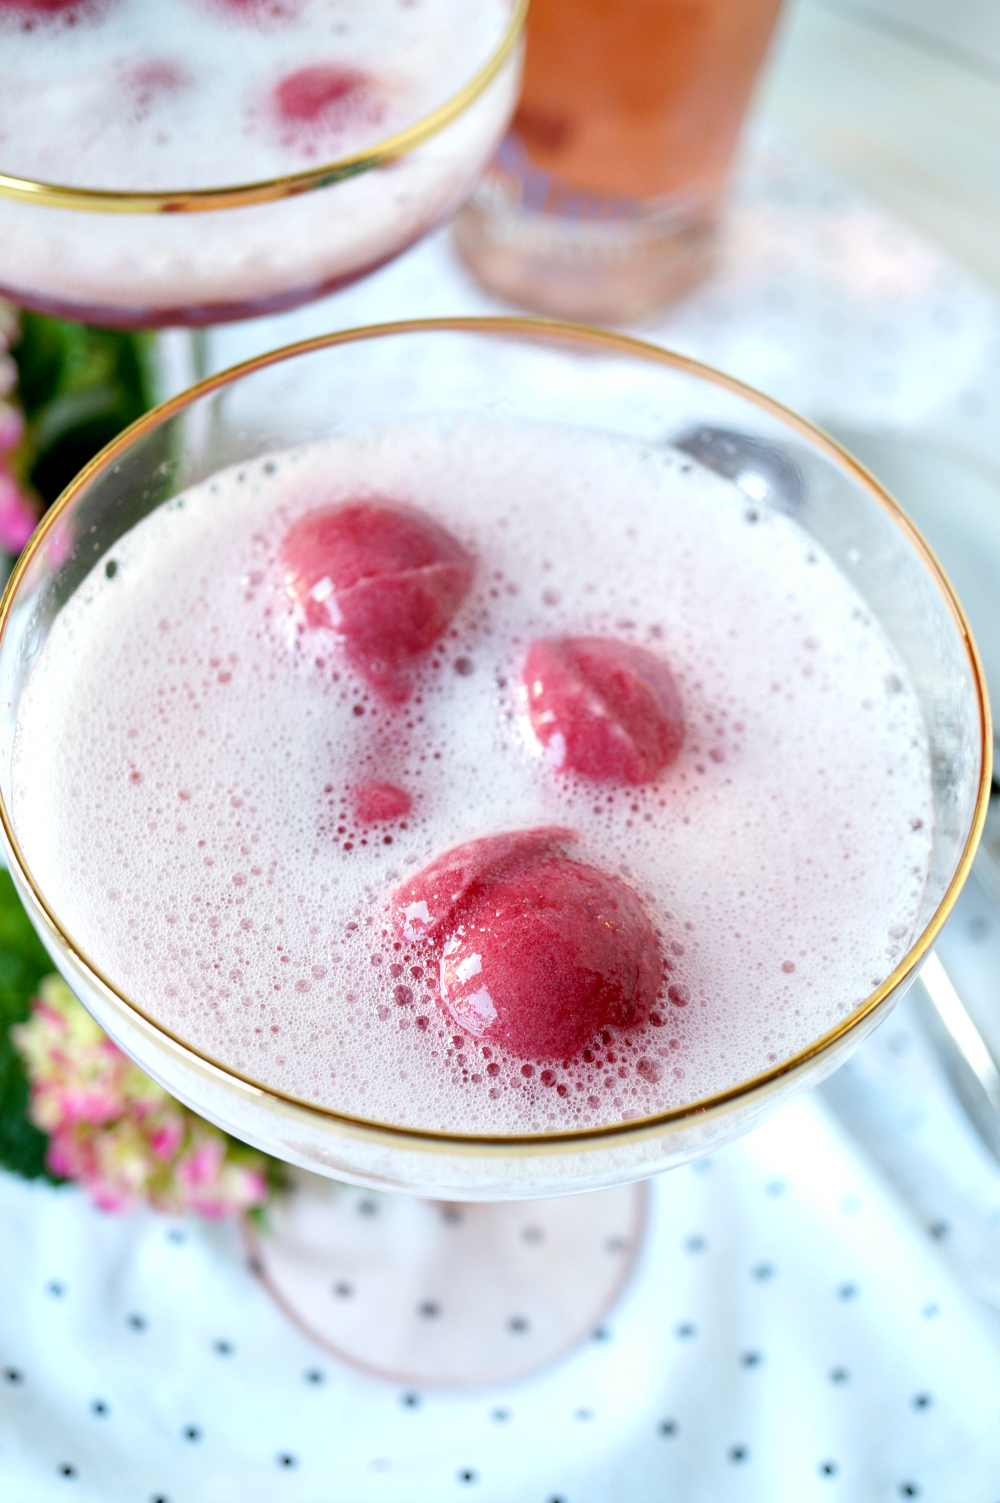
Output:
(0, 319), (990, 1200)
(0, 4), (525, 328)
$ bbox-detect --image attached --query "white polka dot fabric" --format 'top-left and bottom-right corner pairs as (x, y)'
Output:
(7, 130), (1000, 1499)
(3, 1073), (1000, 1502)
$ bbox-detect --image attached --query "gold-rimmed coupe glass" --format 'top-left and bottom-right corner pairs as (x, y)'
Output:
(0, 1), (526, 329)
(0, 319), (990, 1384)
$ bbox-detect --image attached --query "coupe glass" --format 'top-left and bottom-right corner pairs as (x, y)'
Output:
(0, 1), (525, 329)
(0, 320), (990, 1384)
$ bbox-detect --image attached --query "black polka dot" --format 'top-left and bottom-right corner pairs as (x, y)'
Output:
(675, 1322), (697, 1339)
(490, 1408), (510, 1422)
(58, 1464), (76, 1477)
(911, 1393), (932, 1410)
(458, 1469), (477, 1483)
(105, 559), (118, 579)
(166, 1228), (185, 1244)
(333, 1281), (353, 1298)
(921, 1302), (940, 1319)
(740, 1351), (762, 1368)
(304, 1369), (325, 1384)
(574, 1408), (593, 1421)
(684, 1235), (706, 1253)
(766, 1179), (786, 1195)
(440, 1206), (462, 1224)
(277, 1454), (297, 1468)
(507, 1316), (529, 1334)
(401, 1392), (421, 1408)
(819, 1460), (839, 1477)
(829, 1367), (850, 1384)
(927, 1220), (949, 1240)
(150, 1495), (169, 1503)
(591, 1326), (610, 1341)
(898, 1485), (920, 1499)
(4, 1367), (23, 1383)
(358, 1199), (378, 1217)
(90, 1400), (109, 1416)
(605, 1236), (628, 1253)
(213, 1340), (234, 1356)
(47, 1281), (65, 1297)
(836, 1282), (858, 1300)
(728, 1445), (749, 1463)
(658, 1419), (678, 1437)
(127, 1313), (147, 1330)
(752, 1263), (775, 1280)
(419, 1300), (441, 1318)
(183, 1426), (202, 1442)
(522, 1226), (543, 1244)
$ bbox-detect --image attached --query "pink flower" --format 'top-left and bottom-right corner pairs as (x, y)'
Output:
(0, 466), (38, 554)
(46, 1124), (96, 1182)
(0, 402), (24, 455)
(88, 1181), (135, 1214)
(225, 1162), (269, 1206)
(148, 1116), (184, 1161)
(12, 976), (274, 1218)
(49, 1083), (124, 1127)
(176, 1137), (225, 1188)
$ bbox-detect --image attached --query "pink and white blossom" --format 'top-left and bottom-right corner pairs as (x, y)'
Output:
(11, 975), (272, 1218)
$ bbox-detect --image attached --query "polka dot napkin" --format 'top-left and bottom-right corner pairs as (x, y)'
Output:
(3, 1078), (1000, 1503)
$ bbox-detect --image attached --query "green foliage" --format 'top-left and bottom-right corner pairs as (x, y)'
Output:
(0, 870), (59, 1179)
(11, 312), (155, 510)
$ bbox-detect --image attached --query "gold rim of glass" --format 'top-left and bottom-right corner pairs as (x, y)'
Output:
(0, 0), (527, 215)
(0, 317), (992, 1156)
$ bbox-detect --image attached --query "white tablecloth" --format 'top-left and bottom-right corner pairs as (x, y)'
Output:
(4, 1074), (1000, 1503)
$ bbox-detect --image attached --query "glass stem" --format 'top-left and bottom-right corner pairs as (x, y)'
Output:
(154, 326), (213, 402)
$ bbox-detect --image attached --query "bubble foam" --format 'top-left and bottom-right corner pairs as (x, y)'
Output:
(11, 420), (935, 1134)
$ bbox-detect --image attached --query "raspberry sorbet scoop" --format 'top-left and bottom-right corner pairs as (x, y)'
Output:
(523, 636), (684, 784)
(395, 830), (662, 1061)
(282, 500), (474, 702)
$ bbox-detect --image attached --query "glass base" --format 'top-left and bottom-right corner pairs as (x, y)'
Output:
(244, 1173), (647, 1387)
(453, 190), (715, 323)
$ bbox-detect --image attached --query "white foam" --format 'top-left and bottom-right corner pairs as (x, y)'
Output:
(0, 0), (516, 318)
(11, 421), (935, 1134)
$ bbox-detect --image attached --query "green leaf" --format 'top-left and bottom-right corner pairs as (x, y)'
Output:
(0, 870), (59, 1180)
(11, 312), (155, 510)
(11, 312), (67, 414)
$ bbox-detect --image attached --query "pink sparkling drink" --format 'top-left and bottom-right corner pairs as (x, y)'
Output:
(9, 417), (935, 1138)
(0, 0), (521, 326)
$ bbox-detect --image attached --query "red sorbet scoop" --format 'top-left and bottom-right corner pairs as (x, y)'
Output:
(395, 829), (662, 1061)
(275, 66), (367, 123)
(281, 500), (474, 702)
(352, 781), (411, 824)
(523, 636), (684, 785)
